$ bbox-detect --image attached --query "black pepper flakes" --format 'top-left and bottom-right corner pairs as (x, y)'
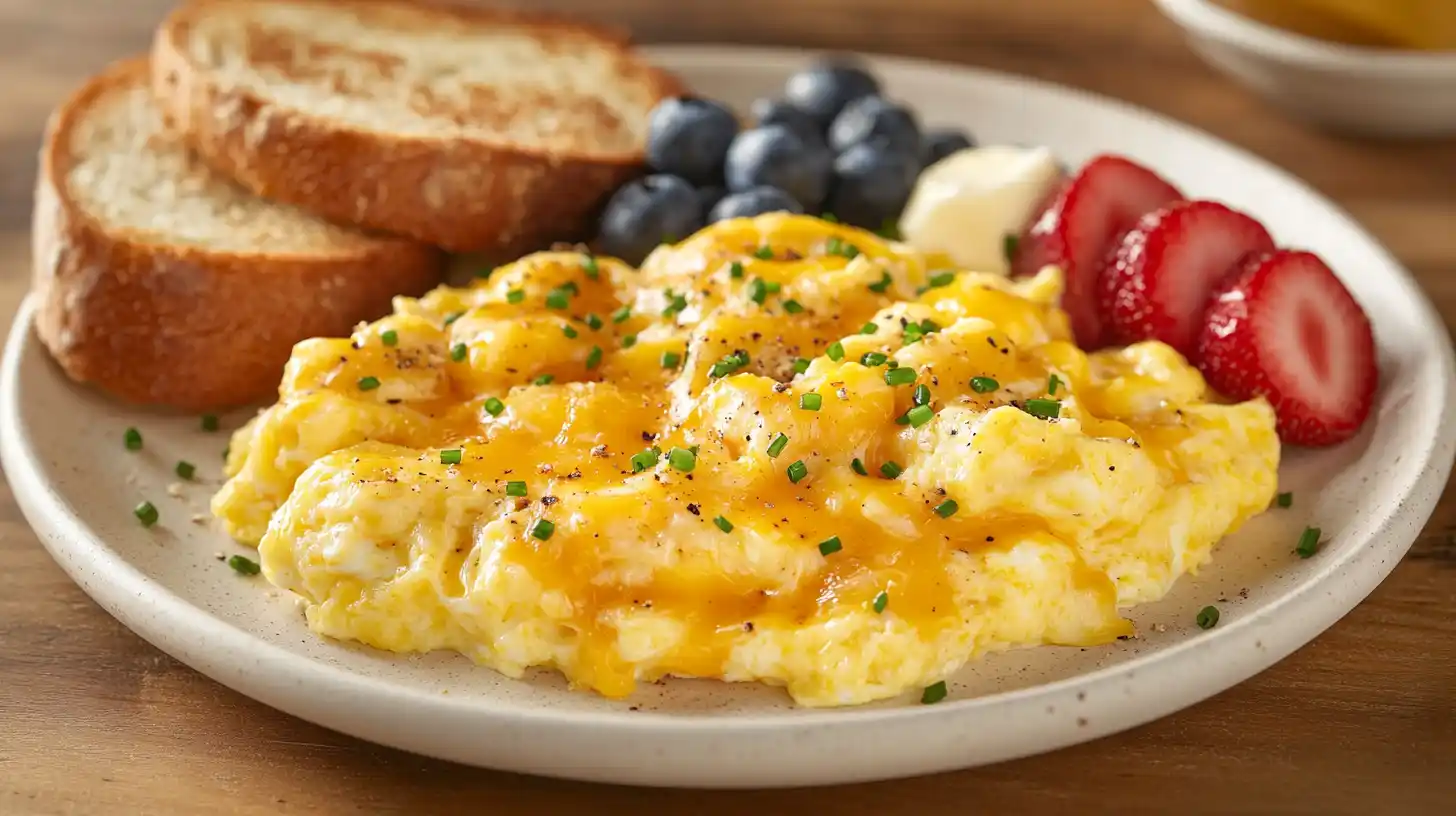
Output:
(687, 503), (701, 516)
(542, 496), (559, 506)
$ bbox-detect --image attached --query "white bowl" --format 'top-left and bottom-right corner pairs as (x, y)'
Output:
(1154, 0), (1456, 138)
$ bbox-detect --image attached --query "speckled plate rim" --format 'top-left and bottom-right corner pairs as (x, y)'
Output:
(3, 46), (1454, 789)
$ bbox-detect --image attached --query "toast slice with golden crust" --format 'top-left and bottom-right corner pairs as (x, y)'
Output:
(152, 0), (683, 253)
(32, 57), (443, 411)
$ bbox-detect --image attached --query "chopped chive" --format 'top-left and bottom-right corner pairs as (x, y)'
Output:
(611, 305), (632, 324)
(1002, 233), (1020, 263)
(530, 520), (555, 541)
(860, 352), (888, 367)
(134, 501), (158, 527)
(884, 367), (916, 386)
(867, 271), (893, 293)
(970, 376), (999, 394)
(767, 433), (790, 458)
(660, 351), (681, 369)
(713, 515), (734, 533)
(444, 311), (465, 325)
(451, 343), (468, 362)
(825, 237), (843, 255)
(476, 266), (496, 280)
(357, 376), (381, 391)
(1196, 605), (1220, 629)
(504, 480), (528, 497)
(927, 271), (956, 288)
(506, 289), (525, 304)
(585, 346), (603, 370)
(933, 499), (959, 518)
(821, 212), (839, 223)
(123, 427), (143, 451)
(667, 447), (696, 472)
(559, 281), (581, 296)
(661, 294), (688, 317)
(827, 341), (845, 362)
(545, 289), (571, 310)
(175, 461), (196, 480)
(630, 448), (661, 473)
(621, 334), (638, 349)
(872, 591), (889, 613)
(440, 448), (463, 465)
(818, 536), (842, 556)
(906, 404), (935, 428)
(1023, 398), (1061, 419)
(860, 322), (878, 335)
(839, 243), (860, 259)
(1048, 374), (1062, 395)
(483, 397), (505, 417)
(227, 554), (261, 576)
(799, 393), (823, 411)
(762, 281), (782, 294)
(748, 278), (770, 305)
(851, 457), (868, 476)
(582, 254), (599, 279)
(201, 414), (220, 432)
(754, 245), (774, 260)
(919, 318), (941, 334)
(1296, 526), (1322, 558)
(562, 324), (579, 339)
(786, 460), (809, 483)
(381, 330), (399, 347)
(585, 313), (604, 331)
(782, 299), (805, 314)
(880, 461), (903, 479)
(709, 351), (750, 378)
(913, 384), (932, 406)
(532, 374), (555, 386)
(1276, 492), (1293, 508)
(793, 357), (811, 374)
(877, 219), (901, 241)
(921, 681), (948, 704)
(728, 261), (745, 279)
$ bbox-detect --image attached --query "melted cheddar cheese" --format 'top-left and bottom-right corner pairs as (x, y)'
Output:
(213, 213), (1280, 707)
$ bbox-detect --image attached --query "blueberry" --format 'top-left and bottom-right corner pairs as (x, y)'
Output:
(921, 128), (975, 166)
(828, 96), (921, 159)
(784, 59), (881, 129)
(724, 125), (832, 211)
(824, 142), (919, 229)
(646, 97), (740, 185)
(709, 186), (805, 222)
(697, 185), (728, 214)
(749, 98), (824, 146)
(595, 174), (704, 264)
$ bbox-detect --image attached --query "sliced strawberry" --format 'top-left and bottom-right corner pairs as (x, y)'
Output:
(1011, 154), (1182, 348)
(1197, 251), (1377, 447)
(1101, 200), (1275, 358)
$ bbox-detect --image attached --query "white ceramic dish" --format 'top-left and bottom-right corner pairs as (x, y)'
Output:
(1154, 0), (1456, 138)
(3, 46), (1453, 789)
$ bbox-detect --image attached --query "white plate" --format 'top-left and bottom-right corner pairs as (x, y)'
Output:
(4, 46), (1453, 789)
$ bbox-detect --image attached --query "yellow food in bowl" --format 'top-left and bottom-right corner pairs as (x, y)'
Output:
(213, 213), (1279, 707)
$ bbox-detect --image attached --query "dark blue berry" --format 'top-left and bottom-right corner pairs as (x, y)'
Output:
(696, 186), (728, 214)
(824, 142), (919, 229)
(595, 174), (703, 264)
(645, 97), (740, 185)
(749, 98), (824, 146)
(708, 186), (805, 222)
(828, 96), (921, 159)
(784, 59), (881, 129)
(724, 125), (832, 212)
(921, 128), (975, 166)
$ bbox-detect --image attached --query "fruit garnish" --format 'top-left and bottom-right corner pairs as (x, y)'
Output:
(783, 60), (881, 128)
(645, 97), (740, 186)
(724, 125), (832, 212)
(1197, 250), (1377, 446)
(1101, 200), (1275, 358)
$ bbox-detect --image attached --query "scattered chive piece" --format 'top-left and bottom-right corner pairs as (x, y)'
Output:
(582, 254), (599, 279)
(729, 261), (745, 279)
(1048, 374), (1062, 395)
(913, 384), (932, 406)
(667, 447), (696, 472)
(884, 367), (916, 386)
(839, 243), (861, 259)
(919, 318), (941, 334)
(175, 461), (196, 480)
(585, 313), (604, 331)
(1196, 605), (1220, 630)
(708, 350), (751, 378)
(134, 501), (159, 527)
(713, 515), (734, 533)
(927, 271), (956, 289)
(860, 322), (878, 335)
(201, 414), (220, 432)
(754, 245), (774, 260)
(873, 591), (889, 613)
(970, 376), (999, 394)
(877, 219), (901, 241)
(867, 271), (893, 293)
(895, 412), (911, 426)
(748, 278), (770, 305)
(530, 520), (555, 541)
(622, 334), (638, 349)
(786, 460), (809, 483)
(921, 681), (948, 704)
(630, 448), (661, 473)
(357, 376), (381, 391)
(507, 289), (525, 304)
(661, 294), (688, 317)
(906, 404), (935, 428)
(476, 266), (495, 279)
(825, 237), (844, 255)
(532, 374), (555, 386)
(123, 427), (143, 451)
(860, 352), (888, 367)
(792, 358), (811, 374)
(584, 346), (603, 370)
(880, 461), (903, 479)
(228, 554), (261, 576)
(451, 343), (468, 362)
(562, 324), (579, 339)
(851, 457), (868, 476)
(440, 448), (463, 465)
(504, 480), (527, 497)
(223, 445), (230, 461)
(767, 433), (790, 458)
(660, 351), (682, 369)
(381, 330), (398, 347)
(1023, 398), (1061, 419)
(821, 212), (838, 223)
(934, 499), (959, 518)
(545, 289), (570, 310)
(611, 305), (632, 324)
(444, 311), (465, 325)
(799, 393), (823, 411)
(762, 281), (782, 294)
(1296, 526), (1322, 559)
(1276, 492), (1293, 508)
(826, 341), (845, 362)
(818, 536), (843, 556)
(483, 397), (505, 417)
(782, 299), (805, 314)
(1002, 233), (1019, 263)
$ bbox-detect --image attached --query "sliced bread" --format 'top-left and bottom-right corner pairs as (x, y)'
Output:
(33, 57), (444, 411)
(152, 0), (684, 253)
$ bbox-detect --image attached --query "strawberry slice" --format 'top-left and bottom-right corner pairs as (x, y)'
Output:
(1197, 251), (1378, 447)
(1101, 200), (1275, 358)
(1011, 154), (1182, 348)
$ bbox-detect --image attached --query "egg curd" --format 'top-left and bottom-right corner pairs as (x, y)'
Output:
(213, 213), (1279, 707)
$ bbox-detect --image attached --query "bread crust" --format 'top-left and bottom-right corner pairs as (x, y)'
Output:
(33, 58), (444, 411)
(152, 0), (686, 253)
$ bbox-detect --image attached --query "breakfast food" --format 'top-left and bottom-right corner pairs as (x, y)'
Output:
(152, 0), (682, 253)
(213, 213), (1281, 706)
(32, 57), (442, 410)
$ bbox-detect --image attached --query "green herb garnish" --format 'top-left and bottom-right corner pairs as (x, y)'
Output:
(793, 358), (811, 374)
(818, 536), (842, 556)
(530, 520), (555, 541)
(921, 681), (948, 704)
(124, 427), (143, 451)
(440, 449), (462, 465)
(660, 351), (681, 369)
(1196, 605), (1220, 630)
(799, 393), (823, 411)
(585, 313), (604, 331)
(532, 374), (555, 386)
(228, 554), (260, 576)
(1023, 398), (1061, 419)
(1276, 492), (1293, 508)
(201, 414), (220, 432)
(873, 591), (889, 613)
(451, 343), (468, 362)
(851, 458), (868, 476)
(381, 330), (398, 347)
(786, 460), (809, 483)
(713, 515), (734, 533)
(767, 433), (789, 458)
(630, 448), (661, 473)
(483, 397), (505, 417)
(905, 405), (935, 428)
(860, 322), (878, 335)
(884, 367), (916, 386)
(175, 461), (195, 480)
(506, 289), (525, 304)
(880, 461), (903, 479)
(504, 480), (528, 497)
(860, 352), (888, 367)
(357, 376), (381, 391)
(585, 346), (603, 370)
(134, 501), (158, 527)
(933, 499), (959, 518)
(913, 384), (932, 406)
(827, 341), (845, 362)
(782, 299), (805, 314)
(1296, 526), (1322, 558)
(667, 447), (696, 472)
(970, 376), (999, 394)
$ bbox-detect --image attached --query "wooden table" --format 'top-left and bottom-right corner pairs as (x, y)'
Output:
(2, 0), (1453, 812)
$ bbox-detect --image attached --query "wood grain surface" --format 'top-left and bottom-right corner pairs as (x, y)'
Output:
(2, 1), (1453, 813)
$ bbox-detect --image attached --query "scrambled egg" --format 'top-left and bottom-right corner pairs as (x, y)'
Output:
(213, 213), (1279, 707)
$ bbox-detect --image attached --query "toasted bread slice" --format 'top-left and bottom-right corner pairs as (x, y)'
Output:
(33, 58), (443, 411)
(152, 0), (683, 253)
